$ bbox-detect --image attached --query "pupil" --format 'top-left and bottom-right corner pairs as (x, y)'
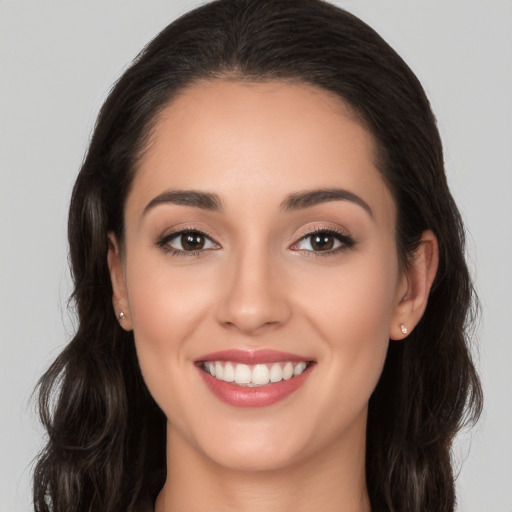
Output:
(311, 234), (334, 251)
(182, 232), (204, 250)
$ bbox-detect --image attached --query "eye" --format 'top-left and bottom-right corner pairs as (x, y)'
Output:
(157, 230), (218, 254)
(291, 229), (355, 254)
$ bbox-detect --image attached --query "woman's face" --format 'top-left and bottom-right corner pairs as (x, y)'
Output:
(110, 80), (410, 471)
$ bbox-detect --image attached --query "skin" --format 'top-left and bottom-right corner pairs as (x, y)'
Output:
(108, 80), (438, 512)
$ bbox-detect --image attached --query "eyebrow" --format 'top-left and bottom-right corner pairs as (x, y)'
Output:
(280, 188), (373, 217)
(143, 189), (222, 214)
(143, 187), (373, 218)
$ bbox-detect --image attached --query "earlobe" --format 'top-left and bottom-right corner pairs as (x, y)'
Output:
(107, 233), (133, 331)
(390, 230), (439, 340)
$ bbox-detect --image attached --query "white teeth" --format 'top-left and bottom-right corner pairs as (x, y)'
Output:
(223, 362), (235, 382)
(293, 361), (307, 376)
(269, 363), (283, 383)
(283, 362), (294, 380)
(215, 361), (223, 380)
(251, 364), (270, 385)
(234, 363), (252, 385)
(205, 360), (309, 387)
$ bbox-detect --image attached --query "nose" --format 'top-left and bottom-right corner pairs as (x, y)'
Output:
(215, 247), (291, 336)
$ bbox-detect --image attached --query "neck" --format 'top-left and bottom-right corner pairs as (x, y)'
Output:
(155, 422), (371, 512)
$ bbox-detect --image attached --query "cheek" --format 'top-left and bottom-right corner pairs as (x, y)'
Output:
(295, 253), (399, 401)
(126, 251), (214, 342)
(123, 252), (215, 411)
(300, 254), (397, 333)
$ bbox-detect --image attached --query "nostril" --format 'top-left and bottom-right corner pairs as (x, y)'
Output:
(216, 299), (292, 335)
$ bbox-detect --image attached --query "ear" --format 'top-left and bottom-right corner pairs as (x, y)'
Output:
(389, 230), (439, 340)
(107, 232), (133, 331)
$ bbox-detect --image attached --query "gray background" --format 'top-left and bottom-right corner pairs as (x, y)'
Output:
(1, 1), (511, 511)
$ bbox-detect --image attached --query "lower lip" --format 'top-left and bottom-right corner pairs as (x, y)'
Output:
(198, 365), (313, 408)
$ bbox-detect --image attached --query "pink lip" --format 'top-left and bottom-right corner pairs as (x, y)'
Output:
(195, 349), (315, 408)
(196, 349), (311, 365)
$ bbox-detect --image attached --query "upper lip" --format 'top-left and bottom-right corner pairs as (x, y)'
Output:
(196, 349), (313, 365)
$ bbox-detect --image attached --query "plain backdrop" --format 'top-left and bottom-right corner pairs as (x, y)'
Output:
(1, 1), (511, 511)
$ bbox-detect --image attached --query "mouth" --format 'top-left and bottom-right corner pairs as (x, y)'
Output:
(195, 349), (315, 407)
(198, 360), (312, 387)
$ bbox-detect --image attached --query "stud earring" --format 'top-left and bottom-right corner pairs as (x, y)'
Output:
(400, 324), (408, 335)
(118, 311), (126, 320)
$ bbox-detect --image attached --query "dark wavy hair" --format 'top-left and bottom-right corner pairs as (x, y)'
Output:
(33, 1), (482, 511)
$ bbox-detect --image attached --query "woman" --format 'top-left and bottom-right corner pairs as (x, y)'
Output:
(33, 0), (482, 510)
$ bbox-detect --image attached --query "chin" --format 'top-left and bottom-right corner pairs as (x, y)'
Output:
(172, 412), (314, 473)
(203, 437), (309, 473)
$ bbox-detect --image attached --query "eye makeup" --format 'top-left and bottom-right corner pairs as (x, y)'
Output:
(290, 226), (356, 256)
(154, 223), (356, 259)
(156, 227), (220, 257)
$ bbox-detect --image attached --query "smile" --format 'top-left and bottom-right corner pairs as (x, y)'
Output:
(196, 350), (315, 407)
(201, 361), (310, 387)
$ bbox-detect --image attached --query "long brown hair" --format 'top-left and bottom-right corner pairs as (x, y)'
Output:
(33, 1), (482, 510)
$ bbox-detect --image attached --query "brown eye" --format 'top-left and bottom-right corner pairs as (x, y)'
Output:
(158, 230), (218, 254)
(310, 233), (335, 251)
(181, 232), (205, 250)
(291, 229), (355, 254)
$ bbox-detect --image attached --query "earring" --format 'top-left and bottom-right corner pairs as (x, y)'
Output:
(118, 311), (126, 320)
(400, 324), (408, 335)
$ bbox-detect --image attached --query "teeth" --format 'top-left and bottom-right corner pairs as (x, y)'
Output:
(293, 362), (307, 376)
(215, 361), (223, 380)
(283, 362), (294, 380)
(206, 361), (215, 377)
(251, 364), (270, 385)
(223, 362), (235, 382)
(204, 361), (309, 387)
(269, 363), (282, 383)
(234, 363), (251, 385)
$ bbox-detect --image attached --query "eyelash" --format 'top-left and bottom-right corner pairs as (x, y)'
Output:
(156, 227), (218, 257)
(156, 227), (356, 257)
(291, 227), (356, 257)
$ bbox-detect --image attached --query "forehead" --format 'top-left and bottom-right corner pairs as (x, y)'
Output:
(128, 79), (395, 224)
